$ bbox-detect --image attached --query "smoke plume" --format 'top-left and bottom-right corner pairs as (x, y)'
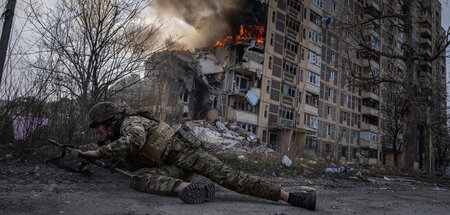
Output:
(153, 0), (265, 49)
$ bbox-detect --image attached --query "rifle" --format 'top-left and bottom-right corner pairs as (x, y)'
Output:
(46, 139), (135, 178)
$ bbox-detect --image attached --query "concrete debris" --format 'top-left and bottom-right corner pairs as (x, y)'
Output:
(181, 120), (274, 155)
(326, 163), (351, 173)
(357, 171), (363, 178)
(227, 122), (241, 131)
(238, 155), (246, 160)
(196, 53), (224, 75)
(307, 160), (317, 165)
(446, 166), (450, 176)
(245, 132), (258, 143)
(243, 50), (264, 64)
(215, 121), (229, 133)
(383, 176), (392, 181)
(282, 155), (292, 167)
(433, 187), (446, 191)
(326, 168), (344, 173)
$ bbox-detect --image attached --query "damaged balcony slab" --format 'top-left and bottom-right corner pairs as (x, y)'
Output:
(196, 53), (224, 75)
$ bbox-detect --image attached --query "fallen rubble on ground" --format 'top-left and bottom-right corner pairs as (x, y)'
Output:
(178, 120), (275, 156)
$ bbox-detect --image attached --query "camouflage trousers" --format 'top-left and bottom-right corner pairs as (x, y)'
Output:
(130, 136), (281, 202)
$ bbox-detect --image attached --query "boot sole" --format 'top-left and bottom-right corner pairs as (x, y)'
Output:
(179, 183), (215, 204)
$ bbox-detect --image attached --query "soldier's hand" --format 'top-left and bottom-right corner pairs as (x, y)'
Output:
(83, 150), (100, 158)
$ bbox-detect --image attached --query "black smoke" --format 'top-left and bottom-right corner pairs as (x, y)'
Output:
(153, 0), (267, 48)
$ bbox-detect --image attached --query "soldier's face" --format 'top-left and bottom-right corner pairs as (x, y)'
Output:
(95, 123), (112, 141)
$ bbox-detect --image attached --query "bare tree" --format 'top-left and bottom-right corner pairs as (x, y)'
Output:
(381, 82), (408, 167)
(27, 0), (169, 134)
(0, 1), (56, 146)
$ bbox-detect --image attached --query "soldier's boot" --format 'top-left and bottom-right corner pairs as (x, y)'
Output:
(287, 191), (316, 210)
(178, 183), (215, 204)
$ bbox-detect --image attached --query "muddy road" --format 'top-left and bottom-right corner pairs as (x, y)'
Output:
(1, 160), (449, 215)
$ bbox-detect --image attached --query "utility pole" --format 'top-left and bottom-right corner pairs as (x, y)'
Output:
(0, 0), (17, 88)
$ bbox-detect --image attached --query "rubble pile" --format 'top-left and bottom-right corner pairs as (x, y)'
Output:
(180, 120), (275, 155)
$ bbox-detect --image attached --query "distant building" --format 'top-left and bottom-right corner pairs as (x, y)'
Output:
(141, 0), (447, 168)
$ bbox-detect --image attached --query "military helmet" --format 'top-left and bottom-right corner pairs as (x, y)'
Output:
(88, 102), (121, 128)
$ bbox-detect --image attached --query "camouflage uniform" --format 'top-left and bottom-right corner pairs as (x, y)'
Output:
(96, 115), (281, 202)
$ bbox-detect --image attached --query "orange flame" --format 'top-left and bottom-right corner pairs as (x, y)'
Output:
(213, 25), (265, 47)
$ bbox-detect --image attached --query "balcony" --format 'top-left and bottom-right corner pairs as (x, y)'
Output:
(360, 122), (378, 133)
(419, 17), (432, 38)
(420, 37), (432, 47)
(362, 59), (380, 68)
(419, 43), (432, 59)
(280, 119), (294, 127)
(284, 49), (297, 62)
(360, 138), (378, 149)
(281, 94), (295, 107)
(383, 142), (404, 152)
(361, 105), (378, 117)
(283, 71), (296, 84)
(361, 90), (379, 101)
(304, 104), (318, 115)
(363, 27), (380, 39)
(226, 107), (258, 125)
(232, 51), (263, 77)
(288, 5), (300, 18)
(286, 28), (299, 41)
(305, 82), (320, 95)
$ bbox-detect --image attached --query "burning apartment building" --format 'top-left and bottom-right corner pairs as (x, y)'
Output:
(142, 0), (310, 156)
(142, 0), (447, 168)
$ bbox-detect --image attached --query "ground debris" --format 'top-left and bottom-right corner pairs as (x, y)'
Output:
(179, 120), (274, 156)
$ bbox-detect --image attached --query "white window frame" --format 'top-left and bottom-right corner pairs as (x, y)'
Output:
(309, 30), (323, 47)
(329, 88), (334, 99)
(308, 50), (322, 67)
(311, 0), (323, 8)
(179, 89), (189, 103)
(264, 104), (269, 118)
(307, 71), (321, 86)
(326, 124), (332, 135)
(235, 74), (249, 90)
(343, 94), (349, 105)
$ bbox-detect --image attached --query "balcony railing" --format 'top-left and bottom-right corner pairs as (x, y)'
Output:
(360, 138), (378, 149)
(360, 122), (378, 133)
(361, 90), (379, 101)
(361, 106), (378, 117)
(285, 49), (297, 62)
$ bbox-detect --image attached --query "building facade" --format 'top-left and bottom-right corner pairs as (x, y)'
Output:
(258, 0), (447, 167)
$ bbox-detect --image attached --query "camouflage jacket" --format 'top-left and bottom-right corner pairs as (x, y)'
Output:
(96, 115), (158, 158)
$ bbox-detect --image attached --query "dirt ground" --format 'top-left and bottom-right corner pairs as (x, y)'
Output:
(1, 156), (450, 215)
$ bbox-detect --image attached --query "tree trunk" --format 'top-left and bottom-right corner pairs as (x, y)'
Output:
(402, 0), (420, 170)
(393, 137), (398, 167)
